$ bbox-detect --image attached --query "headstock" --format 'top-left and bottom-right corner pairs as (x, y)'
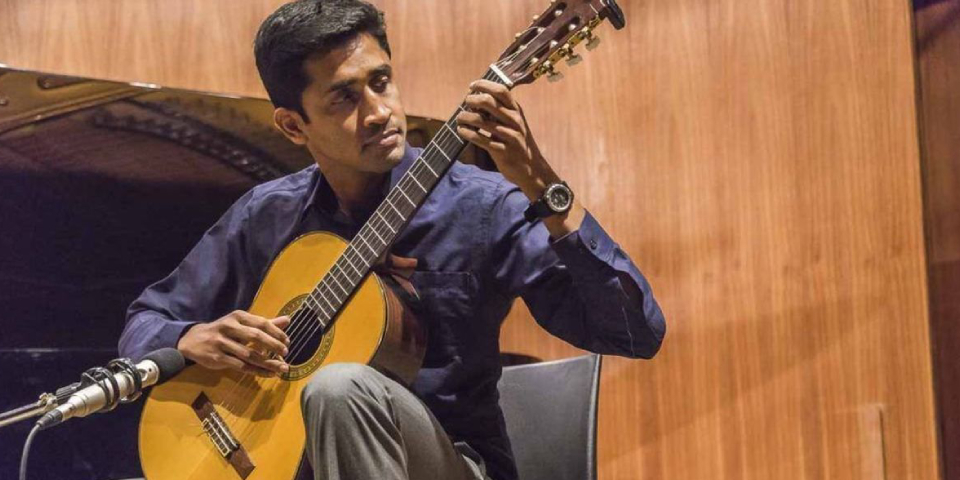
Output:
(492, 0), (625, 86)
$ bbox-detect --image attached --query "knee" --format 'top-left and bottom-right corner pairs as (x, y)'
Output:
(300, 363), (383, 412)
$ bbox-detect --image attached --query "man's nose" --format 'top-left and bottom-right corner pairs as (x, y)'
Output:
(361, 90), (391, 128)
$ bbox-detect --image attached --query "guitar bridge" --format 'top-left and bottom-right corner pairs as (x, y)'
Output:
(201, 407), (239, 456)
(192, 392), (255, 478)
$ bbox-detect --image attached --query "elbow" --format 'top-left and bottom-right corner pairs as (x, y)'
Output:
(628, 306), (666, 360)
(633, 334), (663, 359)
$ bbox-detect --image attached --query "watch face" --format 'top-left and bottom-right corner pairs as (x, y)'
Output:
(545, 183), (573, 212)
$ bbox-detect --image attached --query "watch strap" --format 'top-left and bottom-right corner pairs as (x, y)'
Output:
(524, 197), (553, 222)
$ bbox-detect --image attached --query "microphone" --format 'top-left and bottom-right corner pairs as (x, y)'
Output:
(35, 348), (185, 430)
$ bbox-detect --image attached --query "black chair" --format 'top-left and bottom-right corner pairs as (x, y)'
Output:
(497, 354), (602, 480)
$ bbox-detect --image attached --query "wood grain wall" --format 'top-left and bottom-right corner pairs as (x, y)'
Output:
(0, 0), (941, 478)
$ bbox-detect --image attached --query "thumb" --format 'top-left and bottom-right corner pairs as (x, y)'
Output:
(272, 315), (292, 329)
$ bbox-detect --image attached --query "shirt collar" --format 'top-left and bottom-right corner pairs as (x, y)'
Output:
(301, 143), (420, 221)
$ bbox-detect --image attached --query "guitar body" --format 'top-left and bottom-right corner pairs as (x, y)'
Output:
(138, 231), (426, 480)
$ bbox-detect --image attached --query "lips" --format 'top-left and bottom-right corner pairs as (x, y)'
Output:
(363, 128), (402, 149)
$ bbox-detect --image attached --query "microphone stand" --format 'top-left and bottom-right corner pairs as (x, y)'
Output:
(0, 378), (89, 429)
(0, 393), (59, 429)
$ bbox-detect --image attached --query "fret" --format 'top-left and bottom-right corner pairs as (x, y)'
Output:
(433, 142), (453, 162)
(304, 296), (329, 320)
(310, 292), (335, 317)
(319, 279), (343, 305)
(397, 186), (416, 208)
(408, 170), (428, 194)
(422, 154), (445, 179)
(375, 210), (397, 234)
(352, 244), (372, 267)
(342, 251), (362, 277)
(314, 312), (327, 330)
(385, 197), (405, 221)
(442, 122), (464, 143)
(301, 301), (327, 329)
(334, 259), (358, 283)
(365, 225), (387, 247)
(357, 234), (378, 257)
(328, 272), (349, 297)
(420, 159), (439, 177)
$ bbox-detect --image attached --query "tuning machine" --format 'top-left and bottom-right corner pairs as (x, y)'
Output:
(584, 30), (601, 51)
(556, 44), (582, 67)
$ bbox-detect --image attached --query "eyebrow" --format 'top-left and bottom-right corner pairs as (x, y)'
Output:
(325, 64), (393, 95)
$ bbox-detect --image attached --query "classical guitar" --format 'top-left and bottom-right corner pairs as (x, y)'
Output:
(138, 1), (625, 478)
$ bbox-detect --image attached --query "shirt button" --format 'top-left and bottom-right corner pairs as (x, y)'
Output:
(589, 239), (598, 250)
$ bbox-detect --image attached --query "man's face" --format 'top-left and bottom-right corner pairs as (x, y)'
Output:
(281, 33), (407, 175)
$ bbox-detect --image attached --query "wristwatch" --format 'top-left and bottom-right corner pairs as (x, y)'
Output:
(524, 181), (574, 222)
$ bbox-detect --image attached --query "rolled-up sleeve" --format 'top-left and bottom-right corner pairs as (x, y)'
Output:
(488, 180), (665, 359)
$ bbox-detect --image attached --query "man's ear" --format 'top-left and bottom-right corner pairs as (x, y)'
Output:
(274, 107), (308, 145)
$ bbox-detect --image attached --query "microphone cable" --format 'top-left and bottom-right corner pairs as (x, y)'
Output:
(19, 423), (40, 480)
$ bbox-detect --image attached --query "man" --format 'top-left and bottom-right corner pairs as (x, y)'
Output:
(118, 1), (665, 479)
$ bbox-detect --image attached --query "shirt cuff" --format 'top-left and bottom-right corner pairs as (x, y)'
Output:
(152, 318), (198, 354)
(549, 210), (616, 276)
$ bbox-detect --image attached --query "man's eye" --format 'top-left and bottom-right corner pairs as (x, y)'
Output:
(373, 75), (390, 91)
(332, 91), (356, 105)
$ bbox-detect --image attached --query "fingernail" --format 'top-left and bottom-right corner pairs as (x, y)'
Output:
(282, 347), (289, 355)
(282, 364), (290, 372)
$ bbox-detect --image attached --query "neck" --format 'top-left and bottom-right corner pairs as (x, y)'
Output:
(319, 162), (389, 220)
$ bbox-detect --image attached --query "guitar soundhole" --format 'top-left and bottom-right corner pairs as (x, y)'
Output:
(278, 294), (336, 381)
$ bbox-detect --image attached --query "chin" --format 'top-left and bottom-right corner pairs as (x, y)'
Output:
(362, 143), (405, 172)
(387, 142), (407, 163)
(377, 142), (406, 165)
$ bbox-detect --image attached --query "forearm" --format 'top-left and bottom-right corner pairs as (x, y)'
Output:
(527, 212), (665, 358)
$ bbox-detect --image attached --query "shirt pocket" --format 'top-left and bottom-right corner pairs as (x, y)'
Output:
(408, 271), (480, 368)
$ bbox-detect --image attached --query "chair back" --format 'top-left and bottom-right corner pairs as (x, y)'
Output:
(497, 354), (602, 480)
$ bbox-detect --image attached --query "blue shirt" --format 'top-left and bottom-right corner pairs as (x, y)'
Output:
(119, 145), (665, 480)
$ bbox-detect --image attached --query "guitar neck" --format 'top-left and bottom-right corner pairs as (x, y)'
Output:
(303, 67), (509, 330)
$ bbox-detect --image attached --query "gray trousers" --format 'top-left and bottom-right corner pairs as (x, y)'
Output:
(299, 363), (489, 480)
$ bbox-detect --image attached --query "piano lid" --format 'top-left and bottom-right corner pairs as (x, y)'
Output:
(0, 66), (493, 349)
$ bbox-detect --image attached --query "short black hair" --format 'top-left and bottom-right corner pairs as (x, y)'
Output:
(254, 0), (391, 121)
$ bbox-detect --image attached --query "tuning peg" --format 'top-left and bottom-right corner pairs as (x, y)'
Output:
(585, 34), (601, 51)
(565, 53), (583, 66)
(547, 69), (564, 83)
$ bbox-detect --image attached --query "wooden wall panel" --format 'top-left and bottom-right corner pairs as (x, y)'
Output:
(0, 0), (941, 479)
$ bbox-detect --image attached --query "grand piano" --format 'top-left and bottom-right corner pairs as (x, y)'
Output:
(0, 65), (496, 479)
